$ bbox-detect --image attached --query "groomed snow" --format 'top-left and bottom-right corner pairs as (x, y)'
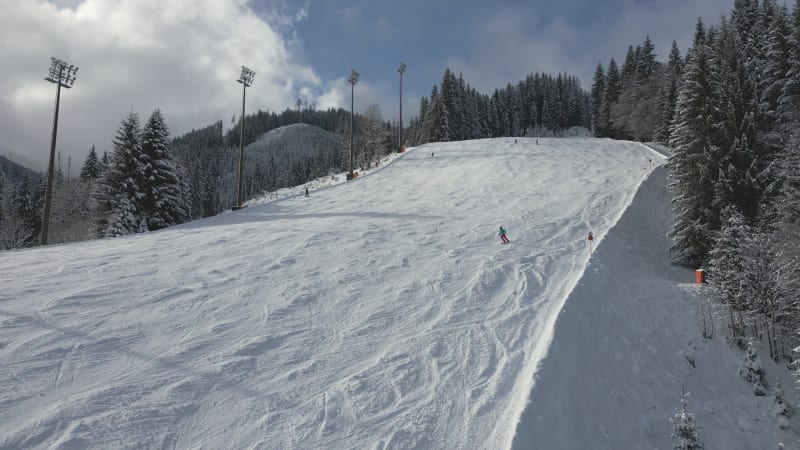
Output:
(1, 137), (658, 449)
(512, 166), (799, 449)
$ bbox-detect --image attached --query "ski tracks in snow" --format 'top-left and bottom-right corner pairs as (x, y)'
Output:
(0, 138), (657, 449)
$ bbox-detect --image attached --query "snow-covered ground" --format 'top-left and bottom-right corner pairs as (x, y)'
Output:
(510, 166), (799, 449)
(4, 136), (782, 449)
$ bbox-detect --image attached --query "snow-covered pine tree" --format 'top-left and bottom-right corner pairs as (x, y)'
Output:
(140, 109), (188, 231)
(708, 206), (749, 332)
(422, 86), (449, 143)
(671, 388), (703, 449)
(759, 2), (791, 126)
(636, 36), (657, 84)
(416, 96), (430, 144)
(667, 19), (720, 267)
(740, 338), (768, 395)
(656, 41), (682, 143)
(97, 112), (147, 237)
(591, 63), (606, 137)
(488, 91), (501, 137)
(709, 18), (763, 221)
(509, 84), (523, 137)
(80, 145), (103, 182)
(480, 91), (490, 138)
(9, 175), (39, 247)
(778, 0), (800, 125)
(772, 381), (792, 429)
(622, 45), (638, 85)
(601, 58), (622, 139)
(464, 87), (481, 139)
(428, 90), (451, 142)
(0, 170), (5, 224)
(453, 73), (469, 140)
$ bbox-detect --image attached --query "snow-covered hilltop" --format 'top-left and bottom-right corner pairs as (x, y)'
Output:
(3, 137), (783, 449)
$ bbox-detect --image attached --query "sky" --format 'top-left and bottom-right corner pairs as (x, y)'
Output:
(0, 0), (733, 172)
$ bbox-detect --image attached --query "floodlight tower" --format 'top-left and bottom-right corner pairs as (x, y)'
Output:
(347, 69), (359, 180)
(398, 62), (406, 153)
(234, 65), (255, 210)
(41, 57), (78, 245)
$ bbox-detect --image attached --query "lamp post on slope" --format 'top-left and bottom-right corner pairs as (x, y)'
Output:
(233, 65), (255, 210)
(347, 69), (359, 180)
(41, 57), (78, 245)
(398, 62), (405, 153)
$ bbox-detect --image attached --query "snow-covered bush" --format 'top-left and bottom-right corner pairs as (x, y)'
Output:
(740, 339), (767, 396)
(771, 381), (792, 429)
(671, 389), (703, 449)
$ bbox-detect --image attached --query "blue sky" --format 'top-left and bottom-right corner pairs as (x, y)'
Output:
(1, 0), (732, 170)
(285, 0), (732, 105)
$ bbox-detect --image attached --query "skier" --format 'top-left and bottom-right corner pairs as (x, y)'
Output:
(499, 226), (510, 244)
(305, 188), (309, 197)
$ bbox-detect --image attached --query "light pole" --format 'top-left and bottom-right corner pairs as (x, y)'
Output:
(347, 69), (359, 180)
(41, 57), (78, 246)
(234, 65), (255, 210)
(398, 62), (405, 153)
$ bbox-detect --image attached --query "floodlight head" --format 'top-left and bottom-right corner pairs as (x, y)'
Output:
(237, 65), (255, 87)
(398, 62), (406, 74)
(348, 69), (359, 85)
(45, 57), (78, 88)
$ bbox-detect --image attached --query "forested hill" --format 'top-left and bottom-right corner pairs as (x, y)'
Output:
(170, 123), (339, 219)
(172, 106), (355, 152)
(0, 155), (41, 185)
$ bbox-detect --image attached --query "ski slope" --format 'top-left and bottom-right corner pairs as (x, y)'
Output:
(511, 166), (799, 449)
(0, 137), (659, 449)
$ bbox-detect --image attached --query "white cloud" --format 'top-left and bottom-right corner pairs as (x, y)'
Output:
(0, 0), (320, 171)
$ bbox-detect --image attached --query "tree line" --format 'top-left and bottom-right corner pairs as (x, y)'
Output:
(406, 68), (591, 145)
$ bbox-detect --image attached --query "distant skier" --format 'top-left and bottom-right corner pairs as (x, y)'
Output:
(431, 152), (434, 157)
(499, 226), (510, 244)
(305, 188), (309, 197)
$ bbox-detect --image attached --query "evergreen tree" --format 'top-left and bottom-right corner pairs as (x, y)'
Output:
(671, 389), (703, 449)
(759, 3), (791, 124)
(778, 0), (800, 125)
(708, 206), (751, 326)
(667, 19), (720, 266)
(416, 96), (430, 144)
(656, 41), (683, 142)
(97, 112), (147, 237)
(771, 381), (791, 429)
(140, 109), (189, 231)
(602, 58), (622, 139)
(80, 145), (102, 181)
(740, 339), (767, 395)
(0, 170), (5, 224)
(591, 63), (606, 137)
(427, 88), (451, 142)
(8, 175), (43, 247)
(622, 45), (638, 84)
(636, 36), (657, 83)
(440, 69), (462, 140)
